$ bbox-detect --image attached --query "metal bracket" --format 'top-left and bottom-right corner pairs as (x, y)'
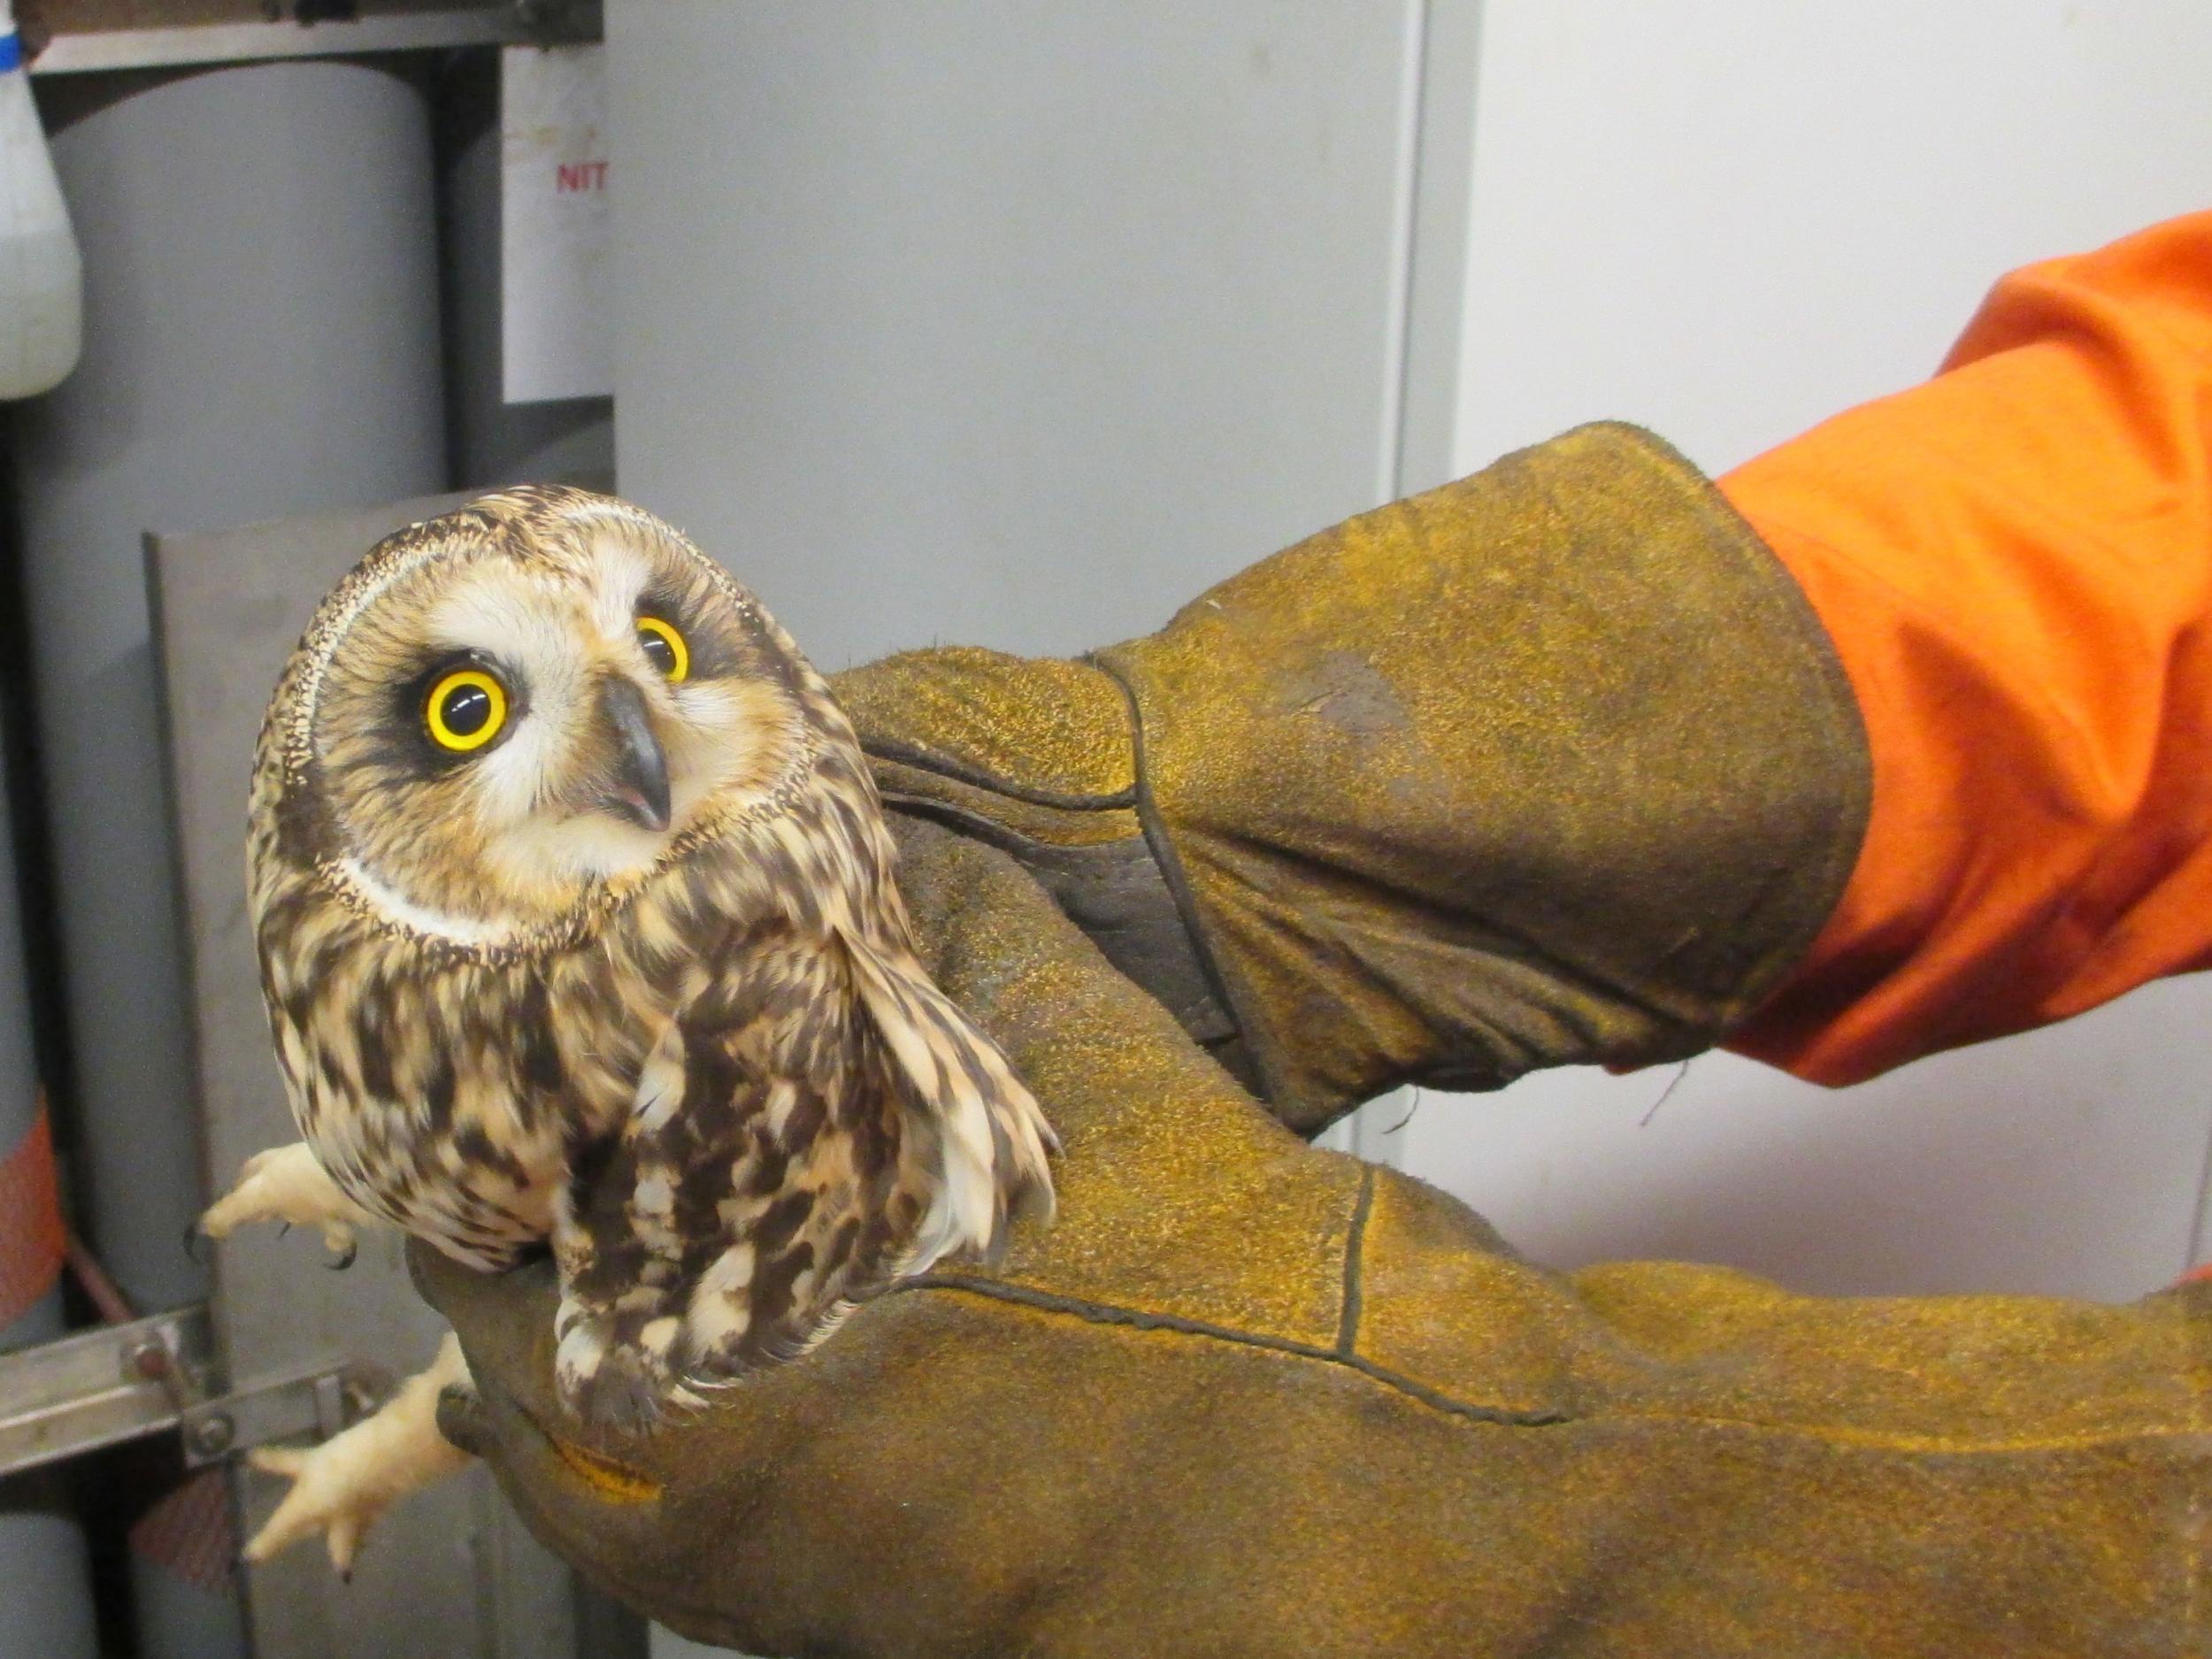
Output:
(0, 1302), (387, 1479)
(179, 1362), (388, 1469)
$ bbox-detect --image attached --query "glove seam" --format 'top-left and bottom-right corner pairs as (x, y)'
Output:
(862, 738), (1138, 810)
(903, 1271), (1571, 1429)
(1087, 650), (1286, 1110)
(897, 1275), (2212, 1457)
(879, 790), (1141, 861)
(1335, 1164), (1374, 1356)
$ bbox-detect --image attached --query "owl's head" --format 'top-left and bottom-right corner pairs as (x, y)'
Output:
(260, 487), (817, 947)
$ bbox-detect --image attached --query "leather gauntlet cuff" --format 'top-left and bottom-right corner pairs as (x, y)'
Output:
(841, 424), (1870, 1135)
(1094, 423), (1870, 1131)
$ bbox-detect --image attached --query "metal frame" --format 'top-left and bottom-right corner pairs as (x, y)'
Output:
(0, 1302), (384, 1480)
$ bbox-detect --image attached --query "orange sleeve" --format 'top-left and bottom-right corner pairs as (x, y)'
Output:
(1720, 212), (2212, 1086)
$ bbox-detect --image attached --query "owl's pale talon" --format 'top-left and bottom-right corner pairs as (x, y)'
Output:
(242, 1442), (369, 1574)
(324, 1241), (357, 1271)
(240, 1336), (472, 1577)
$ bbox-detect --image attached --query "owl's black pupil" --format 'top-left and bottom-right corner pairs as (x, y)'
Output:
(442, 684), (492, 736)
(640, 629), (677, 675)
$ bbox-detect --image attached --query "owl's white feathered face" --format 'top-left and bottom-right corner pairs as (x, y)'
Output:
(296, 490), (810, 945)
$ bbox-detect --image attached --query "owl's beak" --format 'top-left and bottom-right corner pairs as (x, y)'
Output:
(595, 677), (672, 833)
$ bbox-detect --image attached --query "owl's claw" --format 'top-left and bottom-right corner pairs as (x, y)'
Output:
(181, 1223), (209, 1264)
(323, 1240), (357, 1271)
(198, 1143), (370, 1264)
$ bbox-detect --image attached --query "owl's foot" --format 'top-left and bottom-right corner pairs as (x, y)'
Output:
(199, 1142), (369, 1264)
(242, 1333), (473, 1578)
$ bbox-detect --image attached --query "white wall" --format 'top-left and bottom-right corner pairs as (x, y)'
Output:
(1452, 0), (2212, 478)
(1408, 0), (2212, 1300)
(610, 1), (1431, 672)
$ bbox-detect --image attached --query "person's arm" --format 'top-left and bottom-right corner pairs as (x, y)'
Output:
(856, 214), (2212, 1116)
(1724, 212), (2212, 1081)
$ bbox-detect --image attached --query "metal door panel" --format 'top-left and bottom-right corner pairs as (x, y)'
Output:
(149, 495), (589, 1659)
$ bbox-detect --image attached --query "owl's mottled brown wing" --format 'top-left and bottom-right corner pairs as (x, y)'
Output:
(548, 922), (910, 1429)
(836, 928), (1057, 1261)
(547, 921), (1056, 1432)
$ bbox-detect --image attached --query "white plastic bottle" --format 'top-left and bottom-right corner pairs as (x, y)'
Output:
(0, 0), (81, 399)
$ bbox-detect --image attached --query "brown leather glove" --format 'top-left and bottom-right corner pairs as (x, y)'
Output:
(419, 812), (2212, 1658)
(838, 423), (1870, 1134)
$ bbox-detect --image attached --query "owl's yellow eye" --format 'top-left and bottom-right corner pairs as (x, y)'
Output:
(425, 668), (508, 753)
(635, 616), (689, 683)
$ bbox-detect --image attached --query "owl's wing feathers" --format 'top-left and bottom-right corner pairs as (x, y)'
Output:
(551, 926), (1056, 1430)
(835, 930), (1057, 1266)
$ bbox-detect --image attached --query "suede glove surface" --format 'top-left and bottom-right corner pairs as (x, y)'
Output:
(838, 423), (1870, 1134)
(419, 815), (2212, 1659)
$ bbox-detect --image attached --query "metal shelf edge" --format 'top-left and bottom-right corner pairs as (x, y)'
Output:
(30, 8), (600, 75)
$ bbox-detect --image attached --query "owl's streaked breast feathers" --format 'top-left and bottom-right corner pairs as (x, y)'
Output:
(248, 486), (1056, 1424)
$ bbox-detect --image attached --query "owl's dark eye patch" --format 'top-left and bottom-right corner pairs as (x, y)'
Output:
(635, 580), (737, 680)
(429, 673), (504, 749)
(389, 650), (526, 768)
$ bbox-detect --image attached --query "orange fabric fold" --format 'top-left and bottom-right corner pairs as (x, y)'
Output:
(1723, 213), (2212, 1085)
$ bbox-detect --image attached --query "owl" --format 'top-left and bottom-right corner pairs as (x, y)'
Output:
(199, 486), (1056, 1570)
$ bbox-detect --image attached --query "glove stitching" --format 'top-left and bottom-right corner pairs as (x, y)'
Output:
(881, 794), (1243, 1048)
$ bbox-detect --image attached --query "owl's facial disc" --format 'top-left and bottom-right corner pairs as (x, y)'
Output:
(309, 498), (808, 942)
